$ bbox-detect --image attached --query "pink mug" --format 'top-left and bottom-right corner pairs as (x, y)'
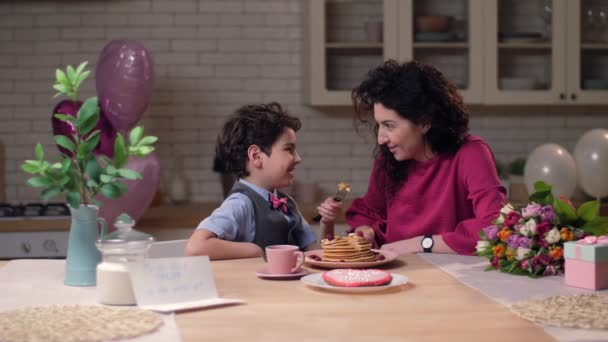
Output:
(265, 245), (304, 274)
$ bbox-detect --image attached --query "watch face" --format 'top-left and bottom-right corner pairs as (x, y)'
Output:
(422, 237), (433, 249)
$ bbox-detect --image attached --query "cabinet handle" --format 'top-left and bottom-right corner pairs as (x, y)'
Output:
(559, 93), (566, 100)
(21, 242), (31, 254)
(570, 93), (577, 101)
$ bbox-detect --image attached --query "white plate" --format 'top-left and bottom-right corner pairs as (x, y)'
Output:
(304, 249), (398, 269)
(301, 272), (408, 293)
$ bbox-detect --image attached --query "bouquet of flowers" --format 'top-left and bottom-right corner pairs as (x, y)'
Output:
(476, 181), (608, 277)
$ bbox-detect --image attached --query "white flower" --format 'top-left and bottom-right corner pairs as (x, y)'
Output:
(475, 241), (490, 253)
(545, 228), (561, 244)
(521, 219), (537, 237)
(500, 203), (515, 215)
(495, 215), (504, 224)
(516, 247), (531, 260)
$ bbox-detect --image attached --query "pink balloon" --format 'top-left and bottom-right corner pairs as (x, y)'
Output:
(95, 40), (154, 133)
(51, 100), (116, 158)
(97, 153), (161, 230)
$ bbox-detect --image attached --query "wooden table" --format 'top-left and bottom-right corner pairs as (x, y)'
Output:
(176, 254), (554, 341)
(0, 254), (554, 341)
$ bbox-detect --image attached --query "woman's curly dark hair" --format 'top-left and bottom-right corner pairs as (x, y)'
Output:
(352, 60), (470, 193)
(214, 102), (301, 178)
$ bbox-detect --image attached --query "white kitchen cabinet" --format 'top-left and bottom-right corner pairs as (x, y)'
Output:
(303, 0), (485, 105)
(484, 0), (608, 105)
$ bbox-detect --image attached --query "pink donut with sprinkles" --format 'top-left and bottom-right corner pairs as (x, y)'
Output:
(322, 269), (392, 287)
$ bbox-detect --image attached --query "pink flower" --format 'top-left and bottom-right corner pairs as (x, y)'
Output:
(522, 203), (541, 219)
(536, 222), (552, 236)
(491, 256), (500, 268)
(505, 211), (522, 228)
(520, 259), (530, 270)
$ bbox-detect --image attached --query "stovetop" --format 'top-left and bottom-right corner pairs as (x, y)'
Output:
(0, 203), (70, 219)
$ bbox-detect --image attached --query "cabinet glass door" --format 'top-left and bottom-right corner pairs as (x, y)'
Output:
(305, 0), (398, 105)
(566, 0), (608, 103)
(484, 0), (566, 104)
(398, 0), (483, 103)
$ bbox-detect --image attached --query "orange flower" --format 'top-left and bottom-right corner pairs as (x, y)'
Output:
(492, 244), (506, 257)
(549, 246), (563, 260)
(498, 229), (513, 242)
(560, 227), (573, 241)
(506, 248), (516, 261)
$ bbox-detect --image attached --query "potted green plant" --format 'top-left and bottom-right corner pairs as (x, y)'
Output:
(21, 62), (158, 286)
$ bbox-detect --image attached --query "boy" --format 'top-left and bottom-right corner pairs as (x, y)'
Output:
(185, 103), (341, 260)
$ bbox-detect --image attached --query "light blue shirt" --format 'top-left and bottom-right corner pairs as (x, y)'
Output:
(197, 179), (317, 250)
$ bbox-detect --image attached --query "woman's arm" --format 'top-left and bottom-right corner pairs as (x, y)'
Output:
(185, 229), (263, 260)
(380, 234), (455, 255)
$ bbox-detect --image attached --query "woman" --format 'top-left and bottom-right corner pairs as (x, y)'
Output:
(318, 60), (505, 255)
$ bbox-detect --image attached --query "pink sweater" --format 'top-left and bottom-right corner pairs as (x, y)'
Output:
(346, 136), (506, 255)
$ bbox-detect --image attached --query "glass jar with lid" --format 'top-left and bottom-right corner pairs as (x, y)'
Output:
(95, 213), (155, 305)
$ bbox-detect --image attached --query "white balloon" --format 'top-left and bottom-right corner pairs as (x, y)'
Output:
(574, 128), (608, 198)
(524, 143), (577, 199)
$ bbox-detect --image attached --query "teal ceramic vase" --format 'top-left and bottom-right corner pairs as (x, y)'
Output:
(64, 205), (107, 286)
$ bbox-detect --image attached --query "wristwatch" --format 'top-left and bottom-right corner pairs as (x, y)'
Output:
(421, 235), (434, 253)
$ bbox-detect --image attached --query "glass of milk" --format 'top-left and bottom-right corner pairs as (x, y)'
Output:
(95, 213), (155, 305)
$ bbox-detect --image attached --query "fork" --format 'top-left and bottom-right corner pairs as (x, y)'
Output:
(312, 182), (351, 222)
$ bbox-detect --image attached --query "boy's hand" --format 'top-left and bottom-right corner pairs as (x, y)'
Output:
(316, 196), (344, 224)
(354, 226), (377, 249)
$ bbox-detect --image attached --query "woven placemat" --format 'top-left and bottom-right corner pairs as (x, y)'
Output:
(511, 293), (608, 330)
(0, 305), (164, 342)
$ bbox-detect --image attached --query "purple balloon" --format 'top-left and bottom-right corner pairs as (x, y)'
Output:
(97, 153), (161, 230)
(95, 40), (154, 133)
(52, 100), (116, 158)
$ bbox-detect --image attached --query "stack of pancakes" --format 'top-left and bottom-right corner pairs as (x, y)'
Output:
(320, 233), (376, 262)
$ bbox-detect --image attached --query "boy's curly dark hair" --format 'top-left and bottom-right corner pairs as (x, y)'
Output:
(214, 102), (301, 178)
(352, 60), (470, 193)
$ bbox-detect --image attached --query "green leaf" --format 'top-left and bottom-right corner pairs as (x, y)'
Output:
(117, 168), (141, 180)
(66, 191), (81, 209)
(51, 162), (62, 169)
(581, 217), (608, 236)
(86, 179), (99, 188)
(60, 158), (71, 174)
(553, 197), (578, 224)
(75, 97), (99, 136)
(577, 200), (599, 223)
(54, 135), (75, 152)
(58, 176), (70, 186)
(106, 165), (117, 175)
(53, 84), (68, 94)
(85, 158), (103, 182)
(66, 65), (76, 84)
(78, 134), (100, 157)
(100, 183), (120, 199)
(75, 61), (88, 76)
(21, 162), (39, 174)
(131, 145), (155, 157)
(41, 187), (62, 201)
(129, 126), (144, 146)
(55, 69), (68, 88)
(53, 114), (74, 122)
(113, 134), (128, 169)
(100, 174), (114, 183)
(74, 70), (90, 90)
(35, 143), (44, 160)
(114, 180), (128, 194)
(27, 176), (53, 188)
(136, 136), (158, 147)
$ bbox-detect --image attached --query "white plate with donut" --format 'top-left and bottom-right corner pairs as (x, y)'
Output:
(301, 271), (408, 293)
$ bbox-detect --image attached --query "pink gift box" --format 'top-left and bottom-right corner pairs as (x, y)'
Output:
(564, 239), (608, 291)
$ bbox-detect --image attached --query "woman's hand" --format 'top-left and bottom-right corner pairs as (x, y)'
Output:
(316, 196), (344, 225)
(380, 237), (421, 256)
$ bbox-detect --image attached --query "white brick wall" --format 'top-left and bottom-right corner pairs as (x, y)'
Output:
(1, 0), (607, 206)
